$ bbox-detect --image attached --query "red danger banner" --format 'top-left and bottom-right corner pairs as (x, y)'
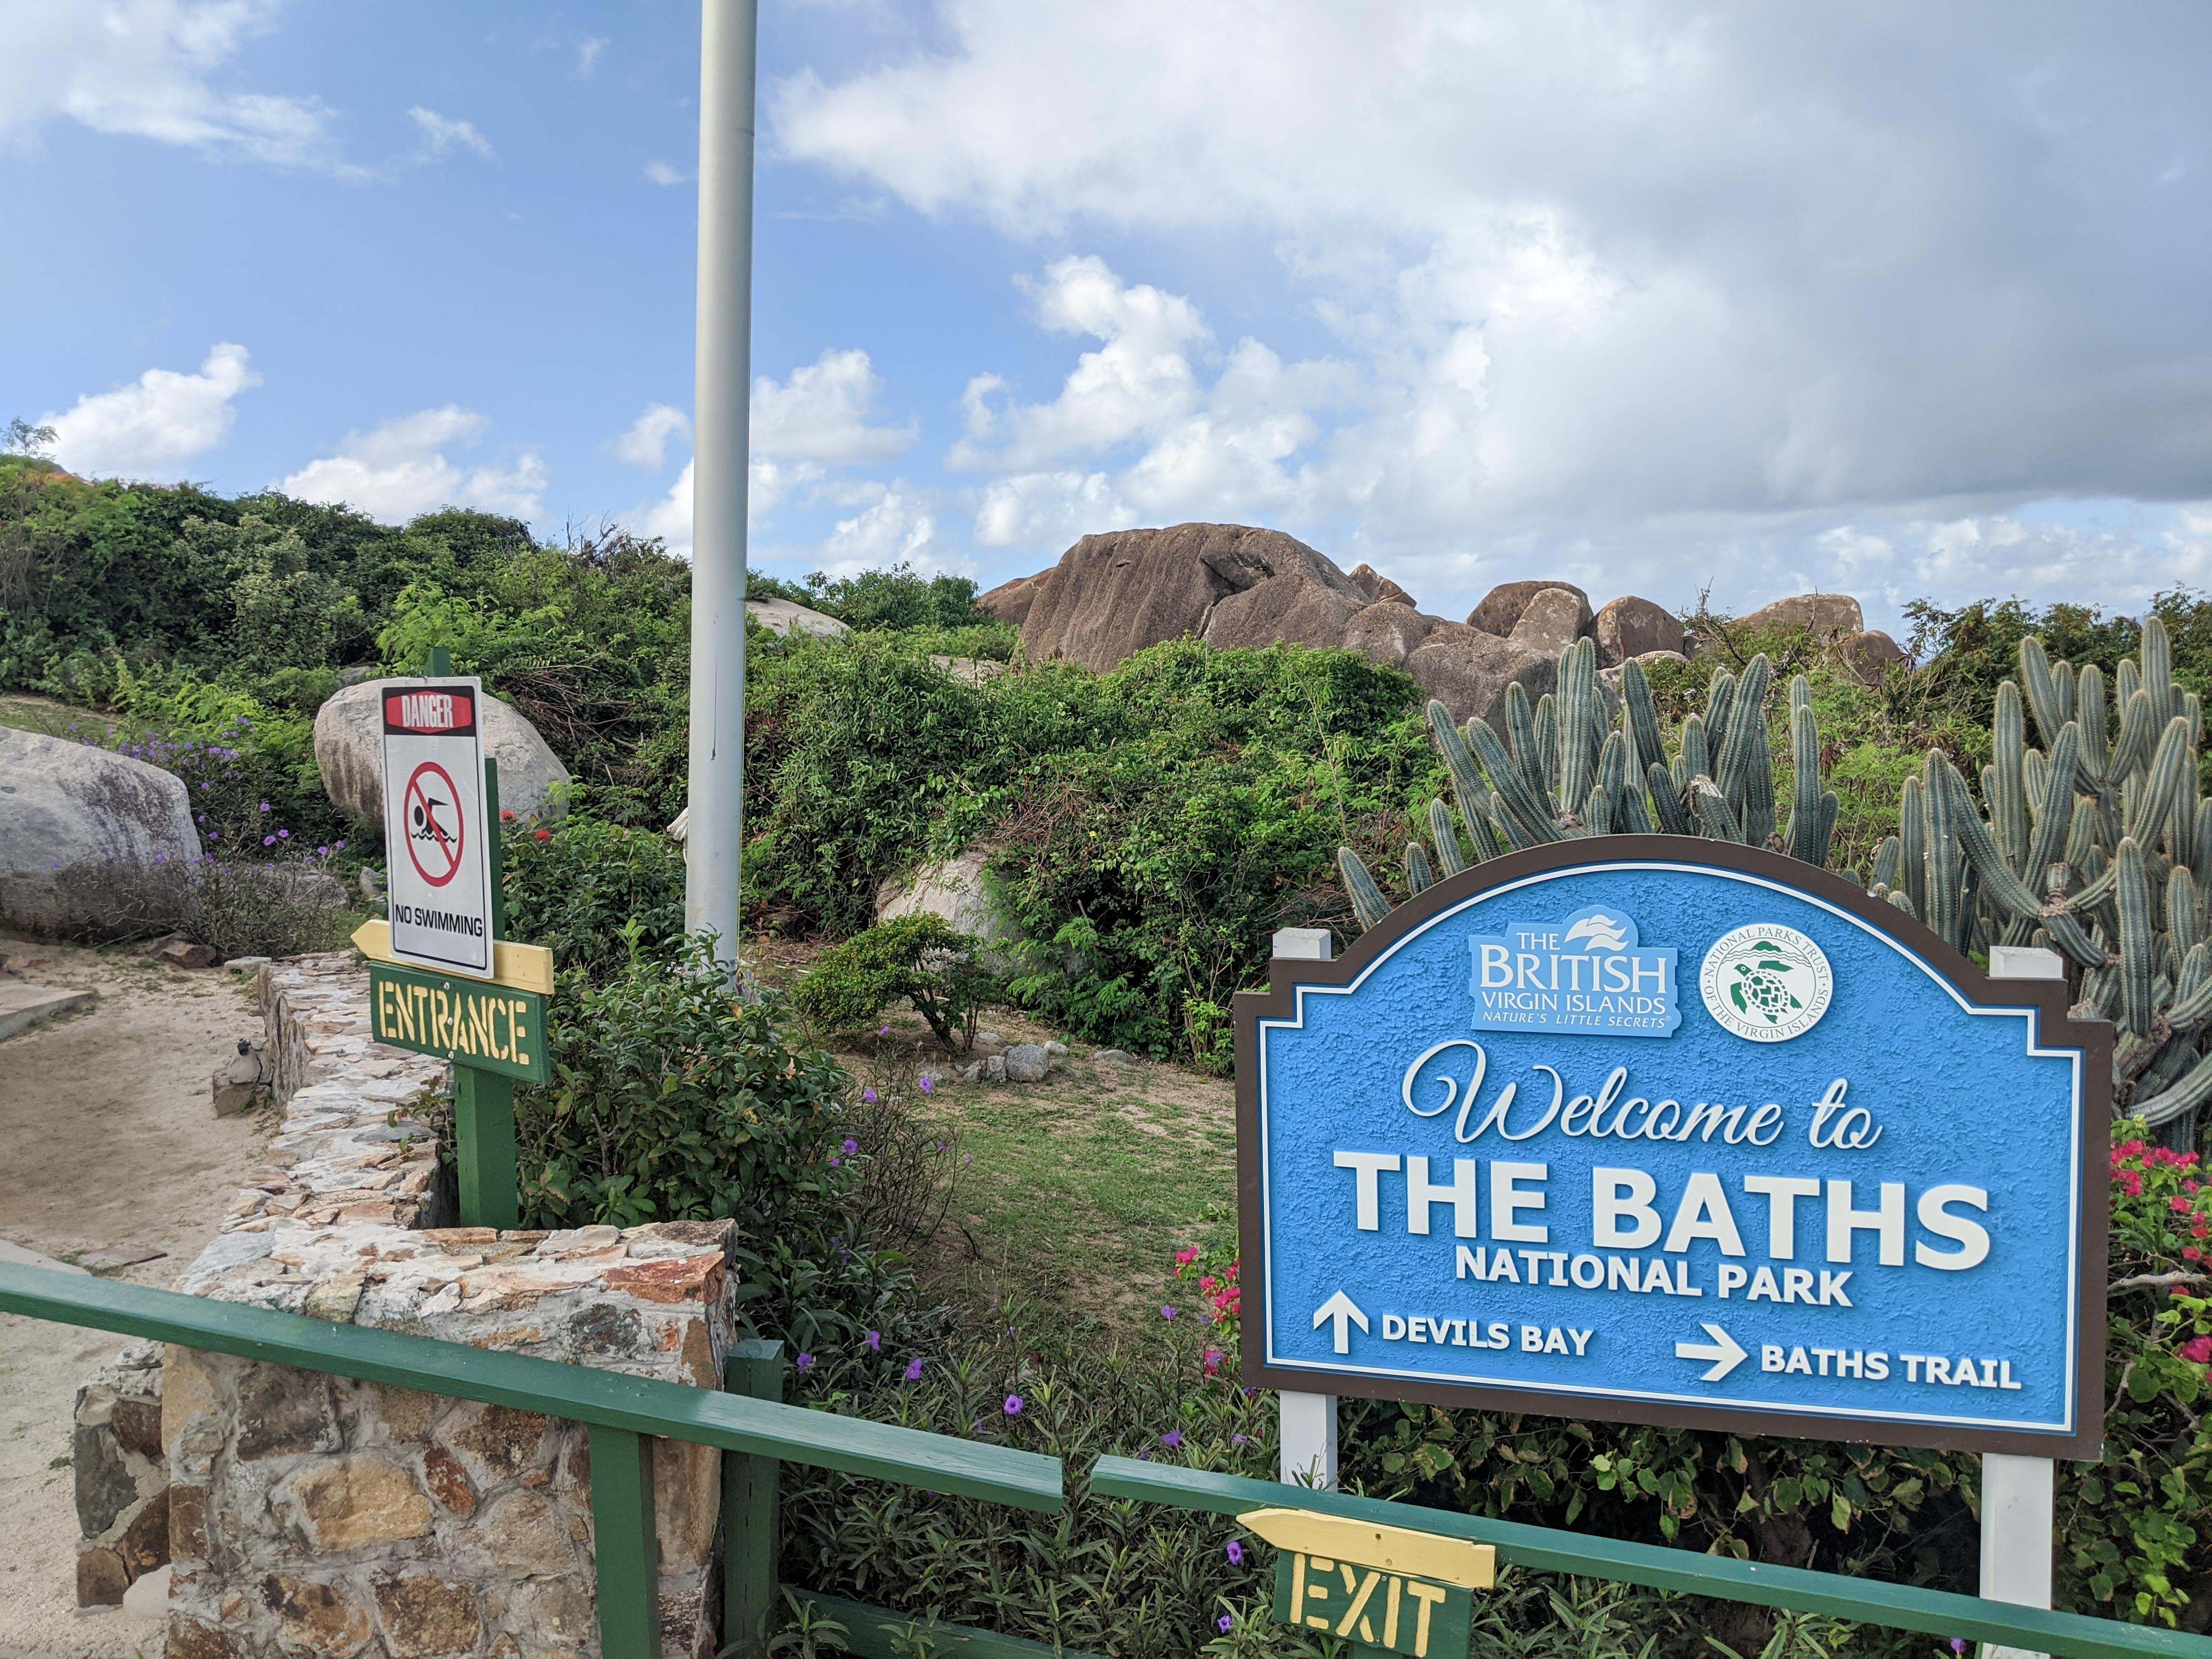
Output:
(383, 687), (479, 737)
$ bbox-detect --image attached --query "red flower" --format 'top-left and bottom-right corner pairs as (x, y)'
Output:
(534, 827), (551, 842)
(501, 809), (516, 821)
(2180, 1336), (2212, 1366)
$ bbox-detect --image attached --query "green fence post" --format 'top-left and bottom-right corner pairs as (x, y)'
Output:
(590, 1423), (662, 1659)
(723, 1339), (785, 1657)
(453, 1066), (518, 1229)
(453, 754), (519, 1229)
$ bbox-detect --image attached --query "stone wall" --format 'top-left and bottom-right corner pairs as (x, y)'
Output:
(76, 953), (743, 1659)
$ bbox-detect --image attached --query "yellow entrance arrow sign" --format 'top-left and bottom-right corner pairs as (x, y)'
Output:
(353, 919), (555, 996)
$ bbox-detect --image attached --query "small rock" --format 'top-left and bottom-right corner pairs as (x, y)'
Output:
(1093, 1048), (1141, 1068)
(1004, 1043), (1049, 1082)
(1043, 1040), (1068, 1056)
(223, 955), (272, 975)
(960, 1060), (983, 1082)
(975, 1030), (1006, 1047)
(120, 1559), (171, 1618)
(158, 940), (221, 970)
(984, 1054), (1007, 1084)
(359, 866), (383, 899)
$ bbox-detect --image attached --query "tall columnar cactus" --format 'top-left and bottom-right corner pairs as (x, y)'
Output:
(1867, 619), (2210, 1142)
(1336, 639), (1839, 930)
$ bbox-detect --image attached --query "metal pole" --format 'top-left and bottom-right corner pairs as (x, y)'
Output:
(1981, 944), (2063, 1659)
(1271, 924), (1341, 1489)
(685, 0), (758, 962)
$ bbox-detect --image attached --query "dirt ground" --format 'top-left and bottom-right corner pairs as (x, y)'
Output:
(0, 935), (275, 1659)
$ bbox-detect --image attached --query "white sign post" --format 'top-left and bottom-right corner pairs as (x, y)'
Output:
(380, 678), (496, 980)
(1982, 943), (2064, 1659)
(1272, 924), (1340, 1490)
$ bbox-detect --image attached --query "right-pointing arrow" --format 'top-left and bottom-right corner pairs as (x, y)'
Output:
(1312, 1291), (1370, 1355)
(1674, 1322), (1748, 1382)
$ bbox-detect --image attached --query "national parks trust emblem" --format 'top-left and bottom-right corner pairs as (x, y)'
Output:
(1699, 923), (1833, 1042)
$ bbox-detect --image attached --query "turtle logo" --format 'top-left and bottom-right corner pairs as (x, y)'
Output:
(1699, 925), (1833, 1042)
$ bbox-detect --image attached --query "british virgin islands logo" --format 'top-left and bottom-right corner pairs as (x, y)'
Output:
(1468, 907), (1681, 1038)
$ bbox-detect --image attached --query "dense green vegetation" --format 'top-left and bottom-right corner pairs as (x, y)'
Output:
(8, 457), (2211, 1646)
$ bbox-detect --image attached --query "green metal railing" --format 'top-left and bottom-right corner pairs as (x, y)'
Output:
(8, 1259), (2212, 1659)
(1091, 1458), (2212, 1659)
(0, 1261), (1058, 1657)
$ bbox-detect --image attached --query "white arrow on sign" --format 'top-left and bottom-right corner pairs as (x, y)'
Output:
(1312, 1291), (1370, 1355)
(1674, 1322), (1748, 1381)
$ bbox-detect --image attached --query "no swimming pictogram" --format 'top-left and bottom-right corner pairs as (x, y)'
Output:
(402, 761), (465, 887)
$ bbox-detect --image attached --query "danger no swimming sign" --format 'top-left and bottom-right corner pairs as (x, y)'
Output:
(380, 679), (496, 979)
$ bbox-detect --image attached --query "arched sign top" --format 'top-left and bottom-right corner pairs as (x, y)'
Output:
(1235, 836), (2111, 1458)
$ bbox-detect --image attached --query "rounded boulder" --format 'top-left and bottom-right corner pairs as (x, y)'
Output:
(313, 680), (571, 825)
(0, 727), (199, 934)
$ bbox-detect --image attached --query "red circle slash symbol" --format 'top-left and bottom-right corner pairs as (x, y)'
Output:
(402, 762), (465, 888)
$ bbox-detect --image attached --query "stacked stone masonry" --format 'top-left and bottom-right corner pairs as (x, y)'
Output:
(75, 952), (740, 1658)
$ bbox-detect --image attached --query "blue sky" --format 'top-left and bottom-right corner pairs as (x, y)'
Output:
(5, 1), (2211, 635)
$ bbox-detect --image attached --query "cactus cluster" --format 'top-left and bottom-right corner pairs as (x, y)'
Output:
(1869, 620), (2210, 1139)
(1336, 636), (1838, 928)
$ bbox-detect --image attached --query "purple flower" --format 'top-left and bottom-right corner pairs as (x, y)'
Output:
(843, 1138), (858, 1155)
(258, 802), (270, 812)
(334, 840), (345, 851)
(263, 835), (276, 847)
(1218, 1617), (1233, 1634)
(277, 827), (290, 839)
(865, 1330), (881, 1352)
(904, 1357), (924, 1382)
(317, 846), (329, 856)
(1003, 1395), (1023, 1415)
(862, 1087), (877, 1104)
(919, 1076), (934, 1095)
(1950, 1644), (1966, 1657)
(1226, 1540), (1244, 1565)
(207, 831), (219, 842)
(878, 1024), (890, 1035)
(1232, 1433), (1248, 1446)
(1161, 1430), (1182, 1449)
(795, 1352), (815, 1374)
(828, 1158), (841, 1167)
(1161, 1305), (1177, 1321)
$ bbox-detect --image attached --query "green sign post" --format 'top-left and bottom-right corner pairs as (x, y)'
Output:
(358, 645), (556, 1229)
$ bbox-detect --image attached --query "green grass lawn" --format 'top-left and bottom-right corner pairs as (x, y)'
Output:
(798, 988), (1239, 1328)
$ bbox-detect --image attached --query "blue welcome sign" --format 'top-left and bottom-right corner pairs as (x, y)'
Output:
(1237, 839), (2111, 1456)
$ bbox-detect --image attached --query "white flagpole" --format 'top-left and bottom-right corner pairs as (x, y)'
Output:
(684, 0), (759, 962)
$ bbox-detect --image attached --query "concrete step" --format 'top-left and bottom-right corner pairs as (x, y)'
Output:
(0, 980), (95, 1042)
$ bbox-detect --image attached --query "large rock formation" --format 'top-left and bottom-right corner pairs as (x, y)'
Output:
(1735, 593), (1865, 639)
(1592, 596), (1685, 665)
(745, 597), (848, 638)
(1343, 602), (1441, 666)
(1346, 563), (1415, 607)
(1506, 588), (1592, 656)
(1468, 580), (1592, 639)
(978, 572), (1049, 628)
(313, 681), (571, 824)
(0, 727), (199, 934)
(1403, 625), (1560, 729)
(1020, 523), (1372, 672)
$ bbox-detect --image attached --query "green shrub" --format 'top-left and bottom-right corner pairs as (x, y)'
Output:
(498, 808), (686, 981)
(794, 915), (995, 1053)
(515, 936), (856, 1234)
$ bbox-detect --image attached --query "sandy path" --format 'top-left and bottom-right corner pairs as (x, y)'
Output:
(0, 937), (275, 1658)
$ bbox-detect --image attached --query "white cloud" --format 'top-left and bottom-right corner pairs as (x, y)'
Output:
(614, 403), (690, 471)
(43, 342), (260, 479)
(811, 483), (957, 578)
(644, 158), (688, 186)
(753, 348), (916, 465)
(407, 105), (494, 163)
(575, 37), (607, 78)
(279, 407), (544, 522)
(0, 0), (353, 173)
(774, 3), (2212, 617)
